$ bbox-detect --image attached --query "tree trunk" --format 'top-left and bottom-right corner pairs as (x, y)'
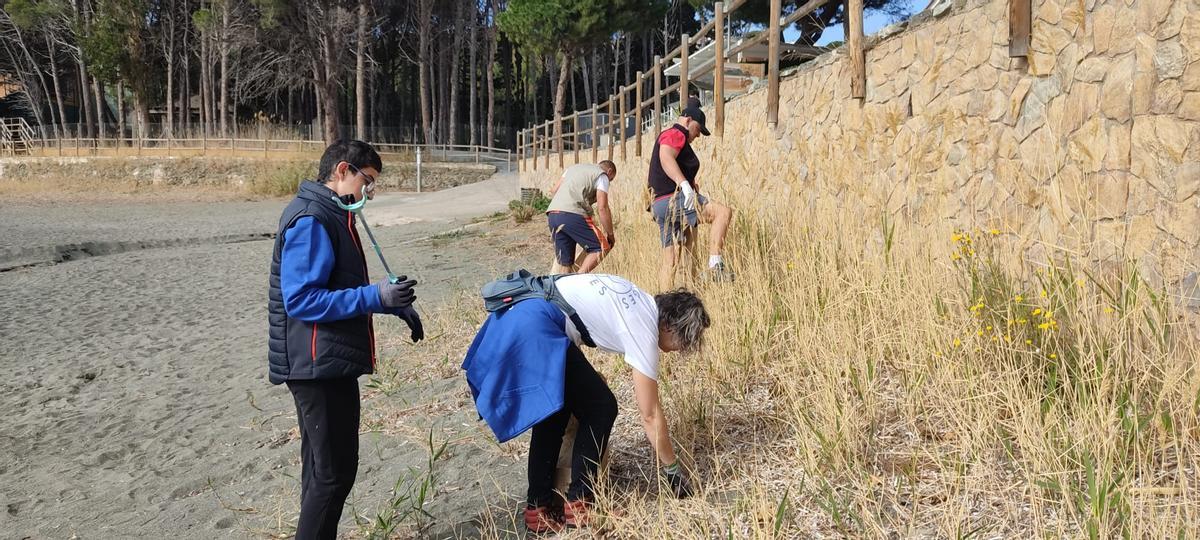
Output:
(6, 21), (49, 128)
(46, 38), (67, 140)
(219, 0), (229, 137)
(623, 32), (631, 91)
(117, 79), (125, 142)
(163, 5), (174, 138)
(133, 90), (149, 142)
(93, 77), (105, 140)
(182, 34), (189, 136)
(72, 0), (93, 138)
(581, 51), (592, 109)
(434, 38), (444, 142)
(320, 31), (339, 143)
(570, 58), (577, 112)
(355, 0), (367, 140)
(76, 58), (91, 138)
(200, 33), (209, 134)
(313, 78), (324, 139)
(164, 55), (173, 138)
(468, 5), (477, 146)
(417, 0), (433, 144)
(447, 0), (464, 145)
(485, 24), (496, 147)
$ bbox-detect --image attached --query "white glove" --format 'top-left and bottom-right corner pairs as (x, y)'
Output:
(678, 181), (698, 212)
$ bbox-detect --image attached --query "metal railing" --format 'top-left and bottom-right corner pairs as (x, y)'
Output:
(1, 117), (36, 156)
(13, 129), (513, 172)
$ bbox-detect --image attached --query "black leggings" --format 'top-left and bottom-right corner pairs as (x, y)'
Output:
(526, 344), (619, 506)
(287, 378), (360, 540)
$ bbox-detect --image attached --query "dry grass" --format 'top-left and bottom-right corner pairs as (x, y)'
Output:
(441, 179), (1200, 538)
(279, 163), (1199, 538)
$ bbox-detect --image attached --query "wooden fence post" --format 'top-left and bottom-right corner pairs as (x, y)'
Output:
(680, 33), (690, 111)
(714, 2), (726, 137)
(591, 103), (599, 163)
(543, 121), (550, 170)
(768, 0), (781, 126)
(532, 127), (538, 171)
(654, 56), (662, 135)
(635, 71), (644, 156)
(518, 129), (524, 172)
(1009, 0), (1031, 57)
(847, 0), (866, 99)
(573, 113), (580, 164)
(557, 115), (564, 169)
(618, 86), (627, 161)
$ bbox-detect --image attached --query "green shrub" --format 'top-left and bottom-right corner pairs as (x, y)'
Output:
(530, 192), (551, 212)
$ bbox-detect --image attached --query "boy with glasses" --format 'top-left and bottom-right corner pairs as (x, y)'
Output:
(267, 140), (423, 539)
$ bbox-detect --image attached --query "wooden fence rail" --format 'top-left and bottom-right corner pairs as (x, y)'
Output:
(517, 0), (1027, 172)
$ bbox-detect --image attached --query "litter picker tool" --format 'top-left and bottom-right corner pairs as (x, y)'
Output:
(332, 186), (402, 284)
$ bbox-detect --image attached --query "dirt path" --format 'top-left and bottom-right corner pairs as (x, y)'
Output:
(0, 173), (559, 539)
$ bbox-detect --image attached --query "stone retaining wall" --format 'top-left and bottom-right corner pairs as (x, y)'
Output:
(520, 0), (1199, 293)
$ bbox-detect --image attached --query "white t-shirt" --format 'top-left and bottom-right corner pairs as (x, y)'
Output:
(554, 274), (660, 380)
(594, 174), (610, 193)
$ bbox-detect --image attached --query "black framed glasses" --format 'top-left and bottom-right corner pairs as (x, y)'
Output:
(346, 162), (377, 191)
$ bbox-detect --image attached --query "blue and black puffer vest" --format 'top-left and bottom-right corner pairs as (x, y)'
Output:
(267, 180), (375, 384)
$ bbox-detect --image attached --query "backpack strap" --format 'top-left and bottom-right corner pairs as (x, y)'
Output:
(543, 277), (596, 348)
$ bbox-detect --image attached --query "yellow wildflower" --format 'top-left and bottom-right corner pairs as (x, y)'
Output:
(1040, 289), (1048, 298)
(953, 338), (962, 347)
(977, 330), (984, 336)
(1025, 339), (1033, 345)
(1032, 308), (1042, 316)
(1048, 353), (1057, 359)
(951, 233), (963, 243)
(1104, 307), (1115, 314)
(990, 229), (1001, 235)
(1014, 295), (1023, 302)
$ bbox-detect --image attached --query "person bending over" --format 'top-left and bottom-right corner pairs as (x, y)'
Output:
(461, 274), (708, 533)
(546, 161), (618, 274)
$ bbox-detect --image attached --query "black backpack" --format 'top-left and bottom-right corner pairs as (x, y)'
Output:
(481, 269), (596, 348)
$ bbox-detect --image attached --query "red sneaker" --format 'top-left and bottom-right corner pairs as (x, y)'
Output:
(562, 499), (590, 529)
(523, 505), (563, 534)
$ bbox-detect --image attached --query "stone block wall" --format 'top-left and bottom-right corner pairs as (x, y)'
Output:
(520, 0), (1199, 294)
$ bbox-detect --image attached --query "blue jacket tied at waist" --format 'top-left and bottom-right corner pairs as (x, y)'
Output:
(461, 299), (569, 443)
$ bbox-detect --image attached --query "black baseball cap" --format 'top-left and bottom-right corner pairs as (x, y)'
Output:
(680, 105), (711, 136)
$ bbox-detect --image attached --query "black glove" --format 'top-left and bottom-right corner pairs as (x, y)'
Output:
(662, 464), (693, 499)
(378, 276), (417, 309)
(395, 305), (424, 343)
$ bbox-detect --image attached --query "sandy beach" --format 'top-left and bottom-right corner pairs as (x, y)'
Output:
(0, 173), (567, 538)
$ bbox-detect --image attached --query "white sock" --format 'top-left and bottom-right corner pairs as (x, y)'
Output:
(708, 255), (722, 268)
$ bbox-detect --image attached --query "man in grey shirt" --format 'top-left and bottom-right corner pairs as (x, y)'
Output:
(546, 160), (617, 273)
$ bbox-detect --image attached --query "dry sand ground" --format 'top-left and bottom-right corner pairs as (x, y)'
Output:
(0, 174), (576, 539)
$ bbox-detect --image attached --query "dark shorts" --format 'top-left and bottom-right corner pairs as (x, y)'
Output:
(651, 192), (708, 247)
(547, 211), (609, 265)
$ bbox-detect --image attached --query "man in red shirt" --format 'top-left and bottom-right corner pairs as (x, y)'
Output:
(647, 105), (734, 290)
